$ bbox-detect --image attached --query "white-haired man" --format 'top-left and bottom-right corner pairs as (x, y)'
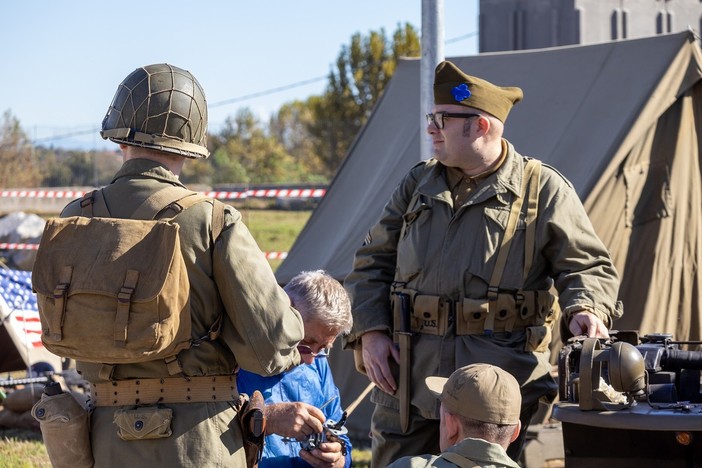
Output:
(238, 270), (353, 468)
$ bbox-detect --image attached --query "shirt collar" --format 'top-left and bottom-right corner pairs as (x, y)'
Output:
(446, 437), (521, 468)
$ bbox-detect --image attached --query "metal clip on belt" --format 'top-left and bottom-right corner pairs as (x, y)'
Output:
(90, 375), (238, 407)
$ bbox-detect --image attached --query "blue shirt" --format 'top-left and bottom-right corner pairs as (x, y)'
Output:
(237, 358), (352, 468)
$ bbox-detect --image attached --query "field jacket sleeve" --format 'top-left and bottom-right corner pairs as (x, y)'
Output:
(535, 166), (623, 327)
(344, 162), (428, 347)
(214, 206), (303, 376)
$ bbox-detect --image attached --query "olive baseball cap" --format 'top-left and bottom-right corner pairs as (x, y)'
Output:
(425, 363), (521, 425)
(433, 60), (523, 123)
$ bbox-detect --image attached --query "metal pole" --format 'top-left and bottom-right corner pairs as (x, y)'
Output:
(420, 0), (445, 161)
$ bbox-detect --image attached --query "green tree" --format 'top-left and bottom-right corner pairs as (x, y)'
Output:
(308, 23), (420, 175)
(0, 110), (42, 187)
(269, 100), (326, 182)
(197, 108), (301, 185)
(179, 156), (214, 186)
(37, 147), (122, 187)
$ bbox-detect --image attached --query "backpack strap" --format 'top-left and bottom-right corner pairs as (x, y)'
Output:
(131, 185), (198, 220)
(211, 199), (226, 242)
(440, 452), (479, 467)
(90, 185), (227, 377)
(523, 159), (542, 280)
(168, 193), (226, 243)
(78, 189), (111, 218)
(485, 159), (541, 335)
(158, 194), (226, 375)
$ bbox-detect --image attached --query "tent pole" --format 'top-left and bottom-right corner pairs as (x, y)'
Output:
(421, 0), (444, 161)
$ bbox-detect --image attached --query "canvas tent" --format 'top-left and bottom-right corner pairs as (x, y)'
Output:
(276, 31), (702, 439)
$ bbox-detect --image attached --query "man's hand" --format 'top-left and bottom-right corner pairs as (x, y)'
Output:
(264, 402), (325, 440)
(361, 331), (400, 395)
(299, 441), (346, 468)
(569, 311), (609, 338)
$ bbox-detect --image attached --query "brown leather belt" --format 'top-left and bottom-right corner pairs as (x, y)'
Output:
(90, 375), (238, 407)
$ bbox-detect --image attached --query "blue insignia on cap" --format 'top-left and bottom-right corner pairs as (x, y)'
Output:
(451, 83), (471, 102)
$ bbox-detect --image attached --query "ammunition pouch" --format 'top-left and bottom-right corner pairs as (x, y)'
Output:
(113, 406), (172, 441)
(392, 288), (560, 352)
(235, 391), (266, 468)
(31, 392), (94, 468)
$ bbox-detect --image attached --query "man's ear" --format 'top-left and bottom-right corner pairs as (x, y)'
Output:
(443, 411), (462, 443)
(476, 115), (491, 135)
(509, 420), (522, 443)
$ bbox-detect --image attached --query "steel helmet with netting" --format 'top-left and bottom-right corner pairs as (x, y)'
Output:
(100, 63), (210, 159)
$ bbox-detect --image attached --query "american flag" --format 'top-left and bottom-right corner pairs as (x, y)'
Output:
(0, 269), (43, 349)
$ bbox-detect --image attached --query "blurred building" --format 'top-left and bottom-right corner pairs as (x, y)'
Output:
(479, 0), (702, 52)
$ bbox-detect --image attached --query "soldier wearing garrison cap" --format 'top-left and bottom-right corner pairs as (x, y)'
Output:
(387, 364), (522, 468)
(345, 60), (622, 466)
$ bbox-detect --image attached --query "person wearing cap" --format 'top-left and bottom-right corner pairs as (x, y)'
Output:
(344, 60), (622, 465)
(387, 364), (522, 468)
(57, 64), (304, 467)
(237, 270), (353, 467)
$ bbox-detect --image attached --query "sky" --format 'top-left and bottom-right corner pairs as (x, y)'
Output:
(1, 0), (479, 151)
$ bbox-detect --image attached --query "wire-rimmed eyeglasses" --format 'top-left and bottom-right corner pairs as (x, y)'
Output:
(297, 344), (329, 358)
(425, 112), (480, 130)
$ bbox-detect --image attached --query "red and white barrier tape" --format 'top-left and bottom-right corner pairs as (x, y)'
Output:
(263, 252), (288, 260)
(0, 242), (287, 259)
(0, 243), (39, 250)
(0, 190), (88, 199)
(0, 189), (326, 200)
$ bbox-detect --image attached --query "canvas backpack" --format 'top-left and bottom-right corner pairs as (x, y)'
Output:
(32, 186), (225, 374)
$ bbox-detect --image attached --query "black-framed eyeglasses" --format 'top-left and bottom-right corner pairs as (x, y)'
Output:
(297, 344), (329, 358)
(425, 112), (480, 129)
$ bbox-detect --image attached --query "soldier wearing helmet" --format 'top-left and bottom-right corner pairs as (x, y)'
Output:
(58, 64), (305, 467)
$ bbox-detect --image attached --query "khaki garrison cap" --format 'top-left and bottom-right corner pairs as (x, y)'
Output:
(425, 363), (522, 425)
(433, 61), (523, 123)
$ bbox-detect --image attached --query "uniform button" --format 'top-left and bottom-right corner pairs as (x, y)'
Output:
(473, 312), (481, 319)
(36, 408), (45, 418)
(135, 420), (144, 431)
(499, 310), (507, 317)
(423, 312), (431, 318)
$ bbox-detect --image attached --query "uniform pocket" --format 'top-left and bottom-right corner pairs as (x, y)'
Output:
(397, 195), (433, 280)
(465, 206), (527, 289)
(400, 195), (431, 241)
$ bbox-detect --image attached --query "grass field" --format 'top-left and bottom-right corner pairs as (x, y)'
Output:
(239, 208), (312, 271)
(0, 429), (49, 468)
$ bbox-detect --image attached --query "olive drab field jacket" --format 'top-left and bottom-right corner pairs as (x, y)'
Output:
(387, 437), (521, 468)
(345, 140), (622, 418)
(59, 158), (304, 467)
